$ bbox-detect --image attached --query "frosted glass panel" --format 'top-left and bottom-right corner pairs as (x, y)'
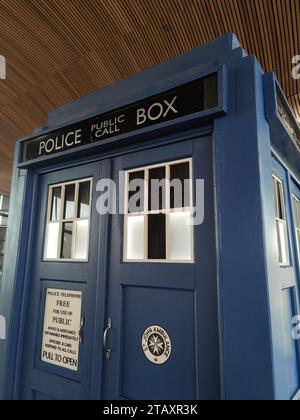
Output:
(126, 216), (145, 260)
(277, 220), (289, 264)
(74, 220), (89, 260)
(45, 223), (60, 259)
(168, 212), (192, 261)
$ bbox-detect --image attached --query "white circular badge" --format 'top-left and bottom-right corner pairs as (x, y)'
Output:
(142, 325), (172, 365)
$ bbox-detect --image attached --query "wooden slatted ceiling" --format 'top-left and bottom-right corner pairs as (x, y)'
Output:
(0, 0), (299, 195)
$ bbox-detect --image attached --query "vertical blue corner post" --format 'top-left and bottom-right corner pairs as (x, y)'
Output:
(263, 73), (300, 400)
(214, 56), (275, 400)
(0, 144), (36, 400)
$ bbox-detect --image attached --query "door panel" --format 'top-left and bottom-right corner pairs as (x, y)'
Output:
(19, 161), (101, 400)
(101, 137), (220, 400)
(121, 286), (196, 400)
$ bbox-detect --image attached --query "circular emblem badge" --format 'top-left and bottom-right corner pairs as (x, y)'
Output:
(142, 325), (172, 365)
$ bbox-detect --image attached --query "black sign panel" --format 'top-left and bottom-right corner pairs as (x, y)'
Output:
(22, 74), (218, 162)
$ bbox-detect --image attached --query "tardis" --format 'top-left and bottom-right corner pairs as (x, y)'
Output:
(0, 34), (300, 400)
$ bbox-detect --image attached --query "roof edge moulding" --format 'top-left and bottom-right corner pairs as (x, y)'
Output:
(41, 33), (243, 130)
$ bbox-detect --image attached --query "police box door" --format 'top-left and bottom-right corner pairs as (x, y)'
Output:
(99, 136), (220, 400)
(19, 161), (101, 400)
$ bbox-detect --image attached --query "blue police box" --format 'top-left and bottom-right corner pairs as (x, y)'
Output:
(0, 34), (300, 400)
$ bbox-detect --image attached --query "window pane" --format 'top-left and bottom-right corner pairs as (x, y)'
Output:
(293, 197), (300, 229)
(45, 222), (60, 259)
(74, 220), (89, 260)
(0, 196), (9, 212)
(128, 171), (145, 213)
(64, 184), (76, 220)
(78, 182), (91, 218)
(61, 222), (73, 259)
(168, 212), (193, 261)
(148, 167), (166, 211)
(126, 216), (145, 260)
(0, 216), (7, 227)
(0, 228), (5, 241)
(51, 187), (62, 221)
(148, 214), (166, 260)
(277, 220), (289, 264)
(276, 181), (285, 220)
(170, 162), (190, 208)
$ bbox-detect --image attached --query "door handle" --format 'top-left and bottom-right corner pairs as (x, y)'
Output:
(103, 318), (112, 360)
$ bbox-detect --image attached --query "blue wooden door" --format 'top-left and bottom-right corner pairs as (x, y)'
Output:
(19, 135), (219, 400)
(292, 182), (300, 272)
(19, 161), (102, 400)
(99, 136), (220, 400)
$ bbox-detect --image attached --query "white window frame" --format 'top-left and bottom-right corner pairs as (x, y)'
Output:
(292, 194), (300, 264)
(44, 178), (92, 262)
(123, 158), (194, 264)
(273, 174), (290, 267)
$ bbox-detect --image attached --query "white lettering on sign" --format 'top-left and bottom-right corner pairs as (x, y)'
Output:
(39, 129), (82, 156)
(41, 288), (82, 371)
(91, 115), (126, 139)
(137, 96), (178, 126)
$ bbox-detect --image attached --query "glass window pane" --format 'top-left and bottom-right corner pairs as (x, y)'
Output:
(45, 222), (60, 259)
(148, 167), (166, 211)
(61, 222), (73, 259)
(168, 212), (193, 261)
(0, 196), (9, 212)
(64, 184), (76, 220)
(273, 177), (278, 218)
(0, 239), (5, 254)
(0, 216), (8, 227)
(74, 220), (89, 260)
(170, 162), (190, 208)
(128, 171), (145, 213)
(126, 216), (145, 260)
(78, 182), (91, 218)
(148, 214), (166, 260)
(293, 197), (300, 229)
(0, 228), (6, 241)
(51, 187), (62, 221)
(277, 220), (289, 264)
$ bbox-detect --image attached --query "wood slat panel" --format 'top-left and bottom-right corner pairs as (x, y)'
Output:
(0, 0), (299, 194)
